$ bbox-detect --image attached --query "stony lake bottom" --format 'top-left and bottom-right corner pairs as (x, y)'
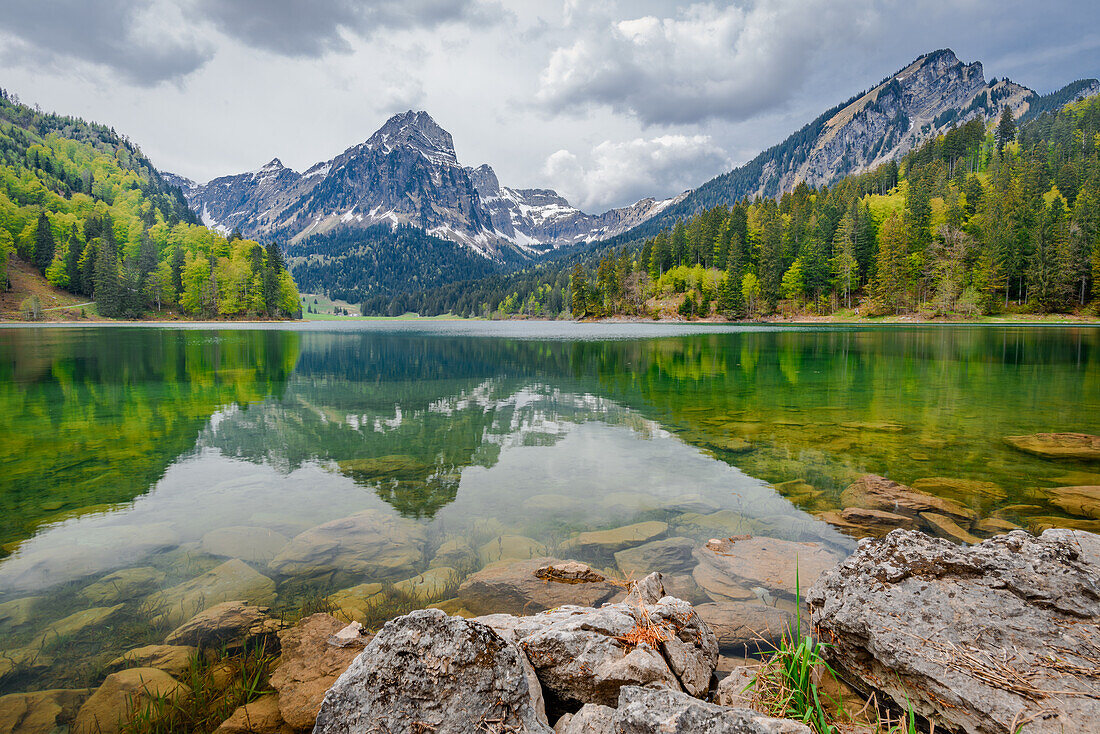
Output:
(0, 321), (1098, 697)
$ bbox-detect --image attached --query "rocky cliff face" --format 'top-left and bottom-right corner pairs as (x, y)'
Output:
(179, 111), (678, 259)
(638, 49), (1097, 234)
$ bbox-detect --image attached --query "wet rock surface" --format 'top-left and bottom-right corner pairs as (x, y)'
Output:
(164, 600), (279, 648)
(145, 559), (276, 626)
(0, 688), (91, 734)
(695, 602), (794, 653)
(808, 528), (1100, 734)
(106, 645), (197, 677)
(1004, 432), (1100, 462)
(313, 609), (551, 734)
(72, 668), (189, 734)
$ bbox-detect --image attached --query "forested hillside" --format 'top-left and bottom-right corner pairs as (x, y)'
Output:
(0, 89), (300, 319)
(371, 96), (1100, 320)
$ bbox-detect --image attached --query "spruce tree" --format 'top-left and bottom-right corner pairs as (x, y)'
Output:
(569, 263), (588, 318)
(34, 212), (55, 273)
(94, 238), (121, 317)
(64, 225), (82, 294)
(997, 106), (1016, 155)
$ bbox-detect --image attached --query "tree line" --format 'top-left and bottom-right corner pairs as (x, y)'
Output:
(0, 88), (300, 319)
(370, 95), (1100, 320)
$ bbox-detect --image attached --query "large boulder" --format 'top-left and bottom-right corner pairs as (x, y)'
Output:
(0, 688), (91, 734)
(692, 536), (841, 603)
(1004, 432), (1100, 462)
(269, 613), (370, 731)
(558, 686), (810, 734)
(268, 510), (427, 582)
(839, 474), (976, 525)
(145, 559), (276, 626)
(313, 609), (551, 734)
(457, 557), (619, 616)
(164, 601), (280, 648)
(478, 574), (718, 710)
(72, 668), (190, 734)
(808, 529), (1100, 734)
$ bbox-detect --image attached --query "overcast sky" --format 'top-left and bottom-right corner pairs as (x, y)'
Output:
(1, 1), (1097, 211)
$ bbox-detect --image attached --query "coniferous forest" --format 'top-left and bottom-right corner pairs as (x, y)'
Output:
(0, 89), (300, 319)
(367, 96), (1100, 321)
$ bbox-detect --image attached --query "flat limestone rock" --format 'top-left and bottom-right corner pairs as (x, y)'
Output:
(269, 509), (427, 581)
(313, 609), (551, 734)
(1004, 432), (1100, 462)
(164, 601), (278, 648)
(1046, 485), (1100, 519)
(615, 536), (696, 576)
(35, 604), (125, 646)
(457, 557), (619, 616)
(429, 537), (477, 569)
(270, 613), (369, 731)
(214, 694), (292, 734)
(200, 527), (290, 564)
(72, 668), (189, 734)
(0, 688), (91, 734)
(326, 583), (384, 621)
(562, 521), (669, 554)
(808, 529), (1100, 734)
(392, 566), (458, 601)
(145, 559), (276, 626)
(674, 510), (758, 537)
(818, 507), (916, 538)
(107, 645), (197, 677)
(920, 512), (981, 544)
(477, 534), (548, 564)
(1028, 515), (1100, 533)
(79, 567), (166, 605)
(692, 536), (840, 601)
(0, 596), (41, 632)
(560, 686), (811, 734)
(911, 477), (1006, 501)
(839, 474), (976, 525)
(695, 602), (794, 652)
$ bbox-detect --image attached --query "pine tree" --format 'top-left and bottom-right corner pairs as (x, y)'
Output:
(34, 211), (55, 273)
(997, 106), (1016, 155)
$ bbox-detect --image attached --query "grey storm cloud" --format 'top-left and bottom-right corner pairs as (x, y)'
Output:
(0, 0), (495, 86)
(193, 0), (492, 58)
(0, 0), (213, 86)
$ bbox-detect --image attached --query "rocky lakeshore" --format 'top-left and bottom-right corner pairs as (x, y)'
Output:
(8, 527), (1095, 734)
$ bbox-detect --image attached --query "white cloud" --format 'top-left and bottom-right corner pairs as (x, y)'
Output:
(544, 134), (731, 211)
(538, 0), (879, 125)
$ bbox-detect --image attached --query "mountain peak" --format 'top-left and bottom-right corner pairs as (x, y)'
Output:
(366, 109), (458, 166)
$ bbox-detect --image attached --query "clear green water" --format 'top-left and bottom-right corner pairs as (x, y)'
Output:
(0, 322), (1098, 696)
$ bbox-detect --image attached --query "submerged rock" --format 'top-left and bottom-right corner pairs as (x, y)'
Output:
(72, 668), (190, 734)
(457, 557), (619, 616)
(79, 567), (166, 605)
(0, 688), (91, 734)
(327, 583), (384, 621)
(268, 510), (427, 582)
(35, 604), (125, 646)
(1046, 485), (1100, 519)
(107, 645), (197, 677)
(1004, 432), (1100, 462)
(270, 613), (370, 731)
(808, 528), (1100, 733)
(910, 477), (1006, 501)
(313, 609), (551, 734)
(145, 559), (276, 626)
(692, 536), (840, 602)
(920, 511), (981, 544)
(559, 686), (810, 734)
(818, 507), (916, 538)
(839, 474), (976, 525)
(200, 526), (290, 564)
(392, 566), (458, 601)
(695, 602), (794, 653)
(0, 596), (41, 632)
(563, 521), (669, 554)
(214, 694), (292, 734)
(477, 534), (548, 564)
(164, 600), (279, 648)
(615, 537), (696, 577)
